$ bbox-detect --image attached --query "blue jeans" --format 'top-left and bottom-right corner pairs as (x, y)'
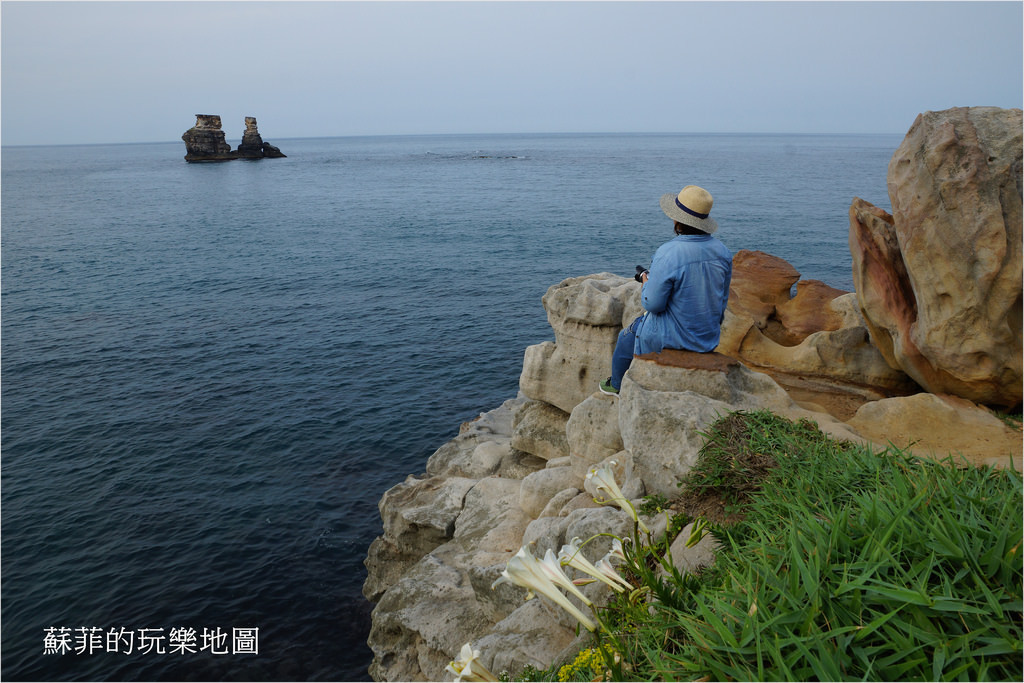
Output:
(610, 315), (645, 390)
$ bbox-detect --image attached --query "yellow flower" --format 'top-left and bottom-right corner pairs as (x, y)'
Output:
(557, 646), (616, 682)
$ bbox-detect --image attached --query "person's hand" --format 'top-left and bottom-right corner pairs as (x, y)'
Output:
(641, 271), (649, 284)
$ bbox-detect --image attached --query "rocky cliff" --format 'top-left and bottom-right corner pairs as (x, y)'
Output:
(362, 107), (1023, 681)
(181, 114), (285, 162)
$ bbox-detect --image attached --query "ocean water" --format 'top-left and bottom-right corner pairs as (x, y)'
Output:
(1, 133), (899, 681)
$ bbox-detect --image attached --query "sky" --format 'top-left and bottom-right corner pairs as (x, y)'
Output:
(1, 0), (1021, 146)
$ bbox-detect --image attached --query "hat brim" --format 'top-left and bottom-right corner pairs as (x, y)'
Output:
(660, 193), (718, 234)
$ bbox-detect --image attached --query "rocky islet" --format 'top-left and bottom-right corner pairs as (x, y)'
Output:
(181, 114), (285, 162)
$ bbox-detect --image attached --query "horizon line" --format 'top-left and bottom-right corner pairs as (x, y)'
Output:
(1, 130), (908, 149)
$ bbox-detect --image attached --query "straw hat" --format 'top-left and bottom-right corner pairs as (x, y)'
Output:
(659, 185), (718, 234)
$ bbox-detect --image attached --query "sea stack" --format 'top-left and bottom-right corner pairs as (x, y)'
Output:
(181, 114), (237, 162)
(235, 116), (287, 159)
(181, 115), (285, 162)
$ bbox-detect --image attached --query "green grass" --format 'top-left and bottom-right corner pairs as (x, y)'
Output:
(522, 410), (1023, 682)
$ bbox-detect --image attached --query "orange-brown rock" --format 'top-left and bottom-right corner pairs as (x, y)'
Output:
(727, 250), (800, 329)
(850, 106), (1023, 409)
(635, 348), (740, 372)
(775, 279), (851, 346)
(718, 250), (917, 415)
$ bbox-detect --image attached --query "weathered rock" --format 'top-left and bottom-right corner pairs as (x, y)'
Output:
(565, 394), (624, 479)
(537, 487), (581, 519)
(361, 474), (477, 602)
(518, 466), (580, 519)
(775, 279), (857, 345)
(510, 399), (570, 461)
(366, 190), (1023, 678)
(619, 350), (866, 498)
(181, 114), (236, 162)
(262, 141), (287, 158)
(519, 274), (641, 413)
(718, 250), (920, 412)
(660, 521), (722, 579)
(454, 477), (531, 551)
(851, 106), (1022, 408)
(235, 116), (266, 159)
(367, 544), (510, 682)
(470, 599), (578, 679)
(847, 392), (1023, 470)
(235, 116), (288, 159)
(728, 322), (921, 396)
(726, 249), (800, 330)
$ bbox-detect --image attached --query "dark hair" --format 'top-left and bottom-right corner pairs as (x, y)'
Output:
(674, 220), (706, 236)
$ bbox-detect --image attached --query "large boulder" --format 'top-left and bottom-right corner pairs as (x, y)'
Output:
(850, 106), (1023, 408)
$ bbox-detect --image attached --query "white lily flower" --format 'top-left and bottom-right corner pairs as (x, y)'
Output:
(538, 548), (594, 605)
(558, 537), (628, 593)
(607, 537), (627, 563)
(445, 643), (499, 682)
(594, 556), (633, 591)
(585, 462), (650, 533)
(491, 546), (597, 632)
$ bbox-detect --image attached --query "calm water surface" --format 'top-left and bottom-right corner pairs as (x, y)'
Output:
(1, 133), (899, 680)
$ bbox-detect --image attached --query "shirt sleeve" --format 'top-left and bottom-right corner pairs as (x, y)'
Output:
(641, 248), (676, 313)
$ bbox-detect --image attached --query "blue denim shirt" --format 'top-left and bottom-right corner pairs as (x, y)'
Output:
(635, 234), (733, 354)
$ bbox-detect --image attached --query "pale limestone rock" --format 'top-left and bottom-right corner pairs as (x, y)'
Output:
(367, 545), (505, 682)
(427, 398), (530, 479)
(545, 456), (572, 469)
(521, 515), (571, 557)
(454, 477), (531, 551)
(618, 351), (864, 498)
(510, 399), (570, 461)
(565, 393), (624, 479)
(519, 274), (640, 413)
(537, 487), (581, 518)
(847, 393), (1023, 470)
(852, 106), (1023, 408)
(471, 440), (510, 475)
(362, 474), (477, 602)
(663, 522), (722, 578)
(558, 491), (602, 517)
(563, 506), (634, 558)
(470, 599), (579, 678)
(518, 466), (581, 519)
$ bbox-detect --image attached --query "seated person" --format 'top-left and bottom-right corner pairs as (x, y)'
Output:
(600, 184), (732, 395)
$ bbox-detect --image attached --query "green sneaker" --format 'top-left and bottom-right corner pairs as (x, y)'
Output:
(599, 378), (619, 396)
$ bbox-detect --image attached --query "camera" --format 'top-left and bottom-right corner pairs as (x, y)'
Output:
(634, 265), (649, 283)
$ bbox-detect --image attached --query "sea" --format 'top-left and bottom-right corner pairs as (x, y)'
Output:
(1, 132), (900, 681)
